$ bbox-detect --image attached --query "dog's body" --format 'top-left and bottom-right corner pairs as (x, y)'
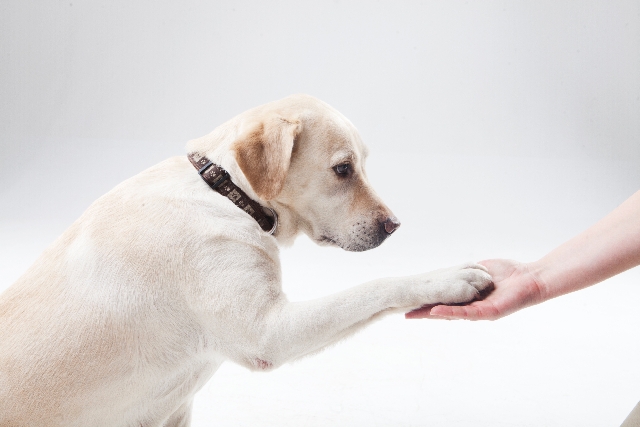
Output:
(0, 95), (491, 426)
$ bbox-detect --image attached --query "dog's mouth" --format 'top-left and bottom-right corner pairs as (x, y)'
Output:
(316, 233), (385, 252)
(315, 216), (398, 252)
(318, 235), (340, 246)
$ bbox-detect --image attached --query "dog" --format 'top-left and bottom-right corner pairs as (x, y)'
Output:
(0, 94), (492, 426)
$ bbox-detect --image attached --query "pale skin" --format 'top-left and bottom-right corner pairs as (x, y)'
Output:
(406, 190), (640, 320)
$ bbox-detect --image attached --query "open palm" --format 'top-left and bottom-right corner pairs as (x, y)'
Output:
(405, 259), (546, 320)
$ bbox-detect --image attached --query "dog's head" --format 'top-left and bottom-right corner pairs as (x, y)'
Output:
(196, 94), (400, 252)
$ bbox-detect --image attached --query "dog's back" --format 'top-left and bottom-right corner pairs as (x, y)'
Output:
(0, 157), (240, 426)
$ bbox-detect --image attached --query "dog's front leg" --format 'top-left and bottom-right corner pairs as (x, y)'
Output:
(250, 262), (492, 369)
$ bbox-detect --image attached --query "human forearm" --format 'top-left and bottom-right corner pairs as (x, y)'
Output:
(530, 190), (640, 301)
(407, 190), (640, 321)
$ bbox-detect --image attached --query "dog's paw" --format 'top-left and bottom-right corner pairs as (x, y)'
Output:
(404, 263), (493, 308)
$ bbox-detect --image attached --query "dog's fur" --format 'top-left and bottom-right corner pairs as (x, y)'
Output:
(0, 95), (491, 427)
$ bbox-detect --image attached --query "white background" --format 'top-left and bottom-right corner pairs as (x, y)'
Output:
(1, 1), (639, 425)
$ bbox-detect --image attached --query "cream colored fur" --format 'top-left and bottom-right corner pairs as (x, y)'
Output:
(0, 94), (491, 427)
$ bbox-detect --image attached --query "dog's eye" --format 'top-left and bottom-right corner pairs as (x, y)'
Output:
(333, 163), (351, 176)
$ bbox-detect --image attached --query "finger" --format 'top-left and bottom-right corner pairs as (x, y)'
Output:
(404, 305), (437, 319)
(477, 259), (520, 281)
(405, 304), (478, 320)
(478, 259), (502, 273)
(428, 304), (472, 318)
(429, 302), (500, 320)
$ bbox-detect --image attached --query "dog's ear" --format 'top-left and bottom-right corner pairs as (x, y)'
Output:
(232, 116), (301, 201)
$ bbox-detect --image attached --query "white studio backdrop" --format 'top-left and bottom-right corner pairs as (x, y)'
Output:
(1, 1), (639, 426)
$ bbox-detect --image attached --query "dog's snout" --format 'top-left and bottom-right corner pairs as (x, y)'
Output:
(381, 217), (401, 235)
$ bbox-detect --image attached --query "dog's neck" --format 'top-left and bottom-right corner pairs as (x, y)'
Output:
(188, 152), (278, 235)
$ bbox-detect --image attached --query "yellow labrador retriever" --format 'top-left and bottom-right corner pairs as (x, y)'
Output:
(0, 94), (491, 426)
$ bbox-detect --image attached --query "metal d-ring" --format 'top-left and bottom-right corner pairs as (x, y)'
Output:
(264, 207), (278, 235)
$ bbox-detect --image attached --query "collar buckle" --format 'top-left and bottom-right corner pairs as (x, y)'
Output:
(264, 207), (278, 235)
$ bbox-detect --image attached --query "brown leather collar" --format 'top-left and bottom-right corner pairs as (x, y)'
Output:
(188, 152), (277, 234)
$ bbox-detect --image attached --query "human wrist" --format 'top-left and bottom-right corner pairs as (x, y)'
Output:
(522, 260), (553, 303)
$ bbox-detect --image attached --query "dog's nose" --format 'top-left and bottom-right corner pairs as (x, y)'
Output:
(382, 217), (401, 235)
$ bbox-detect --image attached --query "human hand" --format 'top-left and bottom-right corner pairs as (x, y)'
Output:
(405, 259), (547, 320)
